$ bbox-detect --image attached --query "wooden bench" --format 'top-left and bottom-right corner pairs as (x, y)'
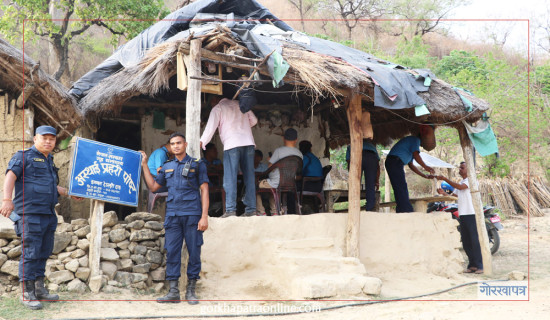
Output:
(379, 195), (458, 213)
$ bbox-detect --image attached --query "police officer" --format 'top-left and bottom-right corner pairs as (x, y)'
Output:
(1, 126), (80, 310)
(140, 132), (209, 305)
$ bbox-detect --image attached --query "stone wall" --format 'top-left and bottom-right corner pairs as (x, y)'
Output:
(0, 211), (167, 295)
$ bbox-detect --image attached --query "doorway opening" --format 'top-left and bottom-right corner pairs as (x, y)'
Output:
(96, 119), (141, 221)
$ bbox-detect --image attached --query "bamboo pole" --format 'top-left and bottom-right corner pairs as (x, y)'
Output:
(185, 39), (202, 159)
(345, 92), (362, 258)
(458, 125), (492, 275)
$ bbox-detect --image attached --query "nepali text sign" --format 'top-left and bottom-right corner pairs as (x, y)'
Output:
(69, 138), (142, 206)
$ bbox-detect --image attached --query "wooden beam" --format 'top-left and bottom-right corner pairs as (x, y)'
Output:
(345, 92), (362, 258)
(189, 76), (272, 83)
(88, 200), (104, 285)
(185, 39), (202, 159)
(16, 84), (35, 108)
(458, 125), (493, 275)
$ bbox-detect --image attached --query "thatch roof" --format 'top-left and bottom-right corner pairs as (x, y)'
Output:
(0, 38), (81, 140)
(77, 26), (489, 147)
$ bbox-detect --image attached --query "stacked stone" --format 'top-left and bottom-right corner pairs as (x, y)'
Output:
(0, 238), (21, 294)
(0, 211), (167, 295)
(100, 211), (166, 293)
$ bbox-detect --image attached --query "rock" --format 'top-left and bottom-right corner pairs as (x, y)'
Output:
(48, 270), (74, 284)
(78, 255), (89, 267)
(126, 220), (145, 230)
(55, 264), (65, 271)
(77, 239), (90, 251)
(150, 267), (165, 281)
(7, 245), (21, 258)
(108, 280), (121, 287)
(112, 224), (126, 230)
(100, 248), (119, 261)
(131, 281), (147, 290)
(53, 233), (72, 254)
(115, 272), (148, 286)
(103, 285), (117, 293)
(153, 282), (164, 293)
(103, 227), (111, 233)
(508, 271), (526, 281)
(65, 245), (77, 252)
(117, 240), (130, 250)
(141, 241), (157, 247)
(159, 237), (165, 253)
(10, 239), (21, 246)
(362, 277), (383, 295)
(128, 242), (138, 253)
(101, 234), (110, 248)
(119, 249), (130, 259)
(144, 221), (163, 231)
(47, 283), (59, 292)
(56, 223), (73, 233)
(109, 229), (130, 243)
(131, 254), (146, 265)
(117, 259), (134, 272)
(88, 275), (104, 293)
(65, 259), (80, 273)
(74, 225), (91, 238)
(124, 212), (161, 223)
(75, 267), (91, 281)
(56, 214), (64, 224)
(0, 260), (19, 277)
(71, 249), (86, 259)
(71, 219), (89, 227)
(130, 229), (160, 242)
(134, 245), (147, 255)
(0, 239), (9, 247)
(146, 250), (163, 265)
(58, 251), (73, 261)
(101, 262), (118, 280)
(132, 263), (151, 274)
(70, 235), (79, 246)
(67, 278), (88, 293)
(0, 228), (16, 239)
(0, 253), (7, 268)
(103, 211), (118, 227)
(151, 263), (160, 270)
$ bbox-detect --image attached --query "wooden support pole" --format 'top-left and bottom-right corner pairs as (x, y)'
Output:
(384, 159), (391, 213)
(345, 92), (362, 258)
(458, 125), (493, 275)
(88, 200), (104, 281)
(15, 84), (35, 109)
(185, 39), (203, 159)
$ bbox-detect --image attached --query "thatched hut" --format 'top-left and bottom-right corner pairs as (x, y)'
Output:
(71, 0), (493, 268)
(0, 38), (82, 197)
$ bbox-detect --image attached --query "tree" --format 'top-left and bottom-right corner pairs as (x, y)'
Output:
(0, 0), (169, 81)
(321, 0), (388, 40)
(286, 0), (319, 32)
(386, 0), (464, 41)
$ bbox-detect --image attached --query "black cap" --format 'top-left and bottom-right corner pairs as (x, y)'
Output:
(284, 128), (297, 141)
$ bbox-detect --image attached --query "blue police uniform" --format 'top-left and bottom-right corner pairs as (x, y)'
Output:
(7, 145), (59, 281)
(154, 154), (209, 281)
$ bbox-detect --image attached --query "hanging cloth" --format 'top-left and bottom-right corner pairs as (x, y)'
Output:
(462, 119), (499, 156)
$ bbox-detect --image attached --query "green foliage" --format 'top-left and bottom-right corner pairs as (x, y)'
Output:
(434, 50), (489, 91)
(330, 147), (347, 169)
(392, 36), (433, 69)
(482, 154), (511, 177)
(533, 64), (550, 94)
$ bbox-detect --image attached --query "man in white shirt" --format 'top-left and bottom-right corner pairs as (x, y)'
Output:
(437, 161), (483, 274)
(257, 128), (302, 215)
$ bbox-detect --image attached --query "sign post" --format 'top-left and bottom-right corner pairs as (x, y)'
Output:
(68, 138), (142, 287)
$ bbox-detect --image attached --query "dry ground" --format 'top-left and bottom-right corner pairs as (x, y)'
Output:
(0, 213), (546, 320)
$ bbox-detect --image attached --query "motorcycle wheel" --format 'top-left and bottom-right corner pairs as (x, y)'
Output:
(487, 225), (500, 255)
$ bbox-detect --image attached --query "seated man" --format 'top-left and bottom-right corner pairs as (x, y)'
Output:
(148, 141), (173, 194)
(254, 149), (268, 173)
(202, 143), (223, 172)
(299, 140), (323, 193)
(256, 128), (303, 216)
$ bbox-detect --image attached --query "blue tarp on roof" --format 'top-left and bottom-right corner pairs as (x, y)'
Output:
(70, 0), (434, 111)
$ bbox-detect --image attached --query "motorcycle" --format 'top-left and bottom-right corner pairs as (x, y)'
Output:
(427, 201), (503, 255)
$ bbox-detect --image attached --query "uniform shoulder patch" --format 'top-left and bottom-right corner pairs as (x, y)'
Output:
(165, 169), (175, 173)
(33, 158), (45, 162)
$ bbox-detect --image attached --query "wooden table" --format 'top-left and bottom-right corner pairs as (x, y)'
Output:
(379, 195), (458, 213)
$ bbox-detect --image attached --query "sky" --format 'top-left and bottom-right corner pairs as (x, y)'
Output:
(445, 0), (548, 56)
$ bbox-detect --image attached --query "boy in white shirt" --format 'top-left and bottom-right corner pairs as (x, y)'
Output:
(437, 161), (483, 274)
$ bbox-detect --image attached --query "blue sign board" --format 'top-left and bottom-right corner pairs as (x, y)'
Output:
(68, 138), (142, 206)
